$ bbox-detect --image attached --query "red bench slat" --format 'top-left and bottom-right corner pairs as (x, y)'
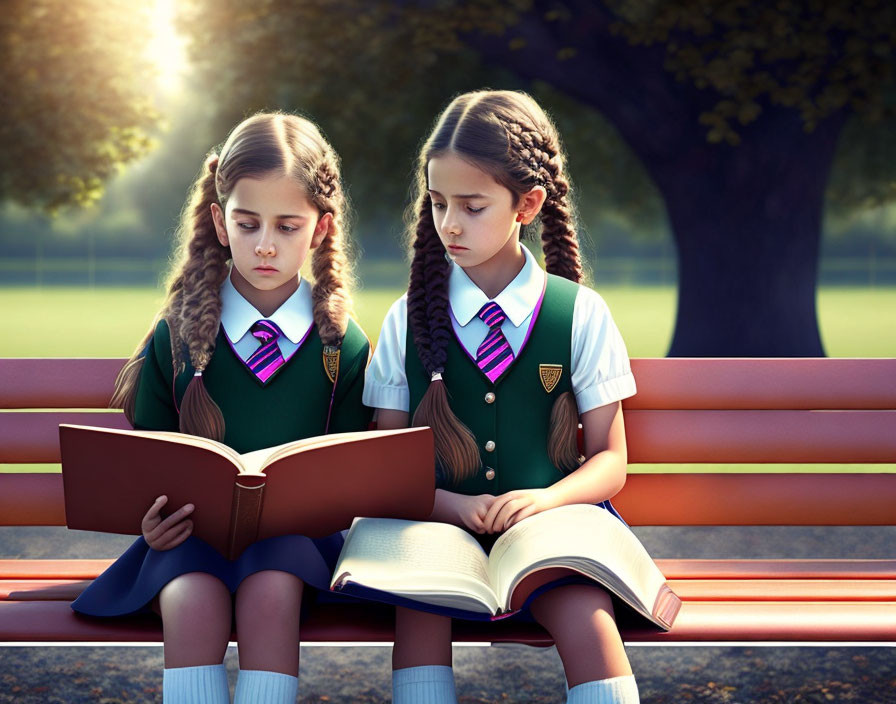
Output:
(625, 358), (896, 410)
(667, 580), (896, 601)
(1, 581), (91, 601)
(614, 473), (896, 525)
(655, 559), (896, 580)
(0, 359), (125, 409)
(2, 472), (894, 527)
(623, 409), (896, 463)
(4, 409), (895, 464)
(0, 412), (131, 463)
(3, 358), (894, 411)
(4, 558), (895, 582)
(6, 578), (895, 604)
(2, 600), (894, 643)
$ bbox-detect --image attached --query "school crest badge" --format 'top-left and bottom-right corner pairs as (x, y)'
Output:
(539, 364), (563, 393)
(322, 346), (341, 383)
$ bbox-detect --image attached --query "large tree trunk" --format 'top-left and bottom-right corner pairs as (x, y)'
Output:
(465, 1), (847, 356)
(654, 111), (845, 356)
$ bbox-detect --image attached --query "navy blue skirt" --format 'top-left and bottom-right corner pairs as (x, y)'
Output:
(71, 531), (345, 617)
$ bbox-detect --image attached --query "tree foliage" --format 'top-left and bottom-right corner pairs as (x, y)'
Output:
(175, 0), (894, 227)
(174, 0), (666, 239)
(4, 0), (893, 228)
(605, 0), (896, 207)
(1, 0), (160, 212)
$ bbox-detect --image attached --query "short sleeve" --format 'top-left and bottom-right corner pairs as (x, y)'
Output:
(362, 295), (410, 412)
(570, 287), (637, 413)
(133, 319), (180, 431)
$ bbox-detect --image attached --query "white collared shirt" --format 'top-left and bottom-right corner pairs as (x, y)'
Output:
(363, 245), (636, 413)
(220, 273), (314, 362)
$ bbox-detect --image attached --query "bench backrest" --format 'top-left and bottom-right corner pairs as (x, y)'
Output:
(1, 358), (894, 527)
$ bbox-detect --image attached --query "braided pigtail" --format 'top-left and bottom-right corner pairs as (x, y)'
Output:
(406, 189), (480, 485)
(503, 116), (584, 470)
(309, 152), (353, 347)
(525, 126), (585, 469)
(499, 118), (583, 284)
(170, 153), (229, 440)
(538, 154), (583, 284)
(110, 154), (228, 436)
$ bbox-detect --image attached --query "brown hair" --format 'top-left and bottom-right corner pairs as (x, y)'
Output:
(111, 112), (354, 440)
(406, 90), (584, 485)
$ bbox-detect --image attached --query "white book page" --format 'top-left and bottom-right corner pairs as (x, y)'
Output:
(332, 518), (500, 613)
(487, 504), (668, 614)
(240, 428), (424, 475)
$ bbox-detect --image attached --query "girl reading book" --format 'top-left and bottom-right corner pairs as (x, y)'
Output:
(72, 112), (371, 703)
(363, 91), (642, 704)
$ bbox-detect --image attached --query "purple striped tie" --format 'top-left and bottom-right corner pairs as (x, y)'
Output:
(476, 302), (514, 383)
(245, 319), (285, 384)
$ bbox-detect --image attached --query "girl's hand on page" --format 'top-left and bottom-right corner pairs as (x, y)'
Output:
(141, 495), (194, 551)
(482, 488), (556, 533)
(452, 493), (496, 534)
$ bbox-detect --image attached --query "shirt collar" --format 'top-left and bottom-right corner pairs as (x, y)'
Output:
(448, 244), (546, 328)
(220, 272), (314, 344)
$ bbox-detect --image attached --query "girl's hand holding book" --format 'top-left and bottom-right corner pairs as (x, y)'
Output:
(482, 488), (557, 533)
(141, 495), (195, 551)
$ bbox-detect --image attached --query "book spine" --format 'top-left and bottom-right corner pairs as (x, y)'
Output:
(227, 476), (266, 560)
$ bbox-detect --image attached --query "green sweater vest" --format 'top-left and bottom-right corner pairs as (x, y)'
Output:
(407, 274), (579, 495)
(135, 318), (372, 454)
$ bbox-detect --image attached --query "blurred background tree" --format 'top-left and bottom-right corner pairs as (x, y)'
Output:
(1, 0), (160, 212)
(1, 0), (894, 355)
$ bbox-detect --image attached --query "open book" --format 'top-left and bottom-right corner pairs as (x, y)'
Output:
(59, 424), (435, 560)
(330, 504), (680, 629)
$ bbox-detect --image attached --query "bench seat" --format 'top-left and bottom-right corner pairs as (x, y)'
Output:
(2, 558), (895, 643)
(2, 357), (894, 645)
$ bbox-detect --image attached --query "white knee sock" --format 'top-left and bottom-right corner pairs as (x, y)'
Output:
(567, 675), (640, 704)
(233, 669), (298, 704)
(392, 665), (457, 704)
(163, 664), (229, 704)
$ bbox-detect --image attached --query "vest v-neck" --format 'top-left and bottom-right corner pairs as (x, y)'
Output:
(222, 324), (314, 387)
(406, 273), (579, 495)
(453, 276), (548, 386)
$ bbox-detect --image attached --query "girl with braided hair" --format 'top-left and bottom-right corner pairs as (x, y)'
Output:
(364, 90), (641, 704)
(72, 112), (371, 703)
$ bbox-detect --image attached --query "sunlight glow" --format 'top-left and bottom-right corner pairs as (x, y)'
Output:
(146, 0), (188, 93)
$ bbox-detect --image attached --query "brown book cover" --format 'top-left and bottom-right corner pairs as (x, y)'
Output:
(59, 425), (435, 559)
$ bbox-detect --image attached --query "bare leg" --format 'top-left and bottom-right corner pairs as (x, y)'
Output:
(392, 606), (452, 669)
(392, 607), (457, 703)
(529, 584), (632, 688)
(157, 572), (232, 668)
(234, 570), (304, 676)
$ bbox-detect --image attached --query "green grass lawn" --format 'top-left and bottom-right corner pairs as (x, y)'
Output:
(2, 284), (893, 474)
(1, 284), (894, 357)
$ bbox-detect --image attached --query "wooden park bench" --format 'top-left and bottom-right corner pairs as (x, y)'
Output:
(1, 357), (894, 644)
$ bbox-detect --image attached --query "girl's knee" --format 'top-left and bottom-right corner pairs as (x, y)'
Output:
(158, 573), (232, 667)
(159, 572), (231, 621)
(235, 570), (304, 622)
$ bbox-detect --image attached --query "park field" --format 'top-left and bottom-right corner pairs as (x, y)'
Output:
(1, 284), (894, 357)
(1, 285), (893, 474)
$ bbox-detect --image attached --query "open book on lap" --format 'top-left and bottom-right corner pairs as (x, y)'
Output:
(330, 504), (681, 629)
(60, 424), (435, 560)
